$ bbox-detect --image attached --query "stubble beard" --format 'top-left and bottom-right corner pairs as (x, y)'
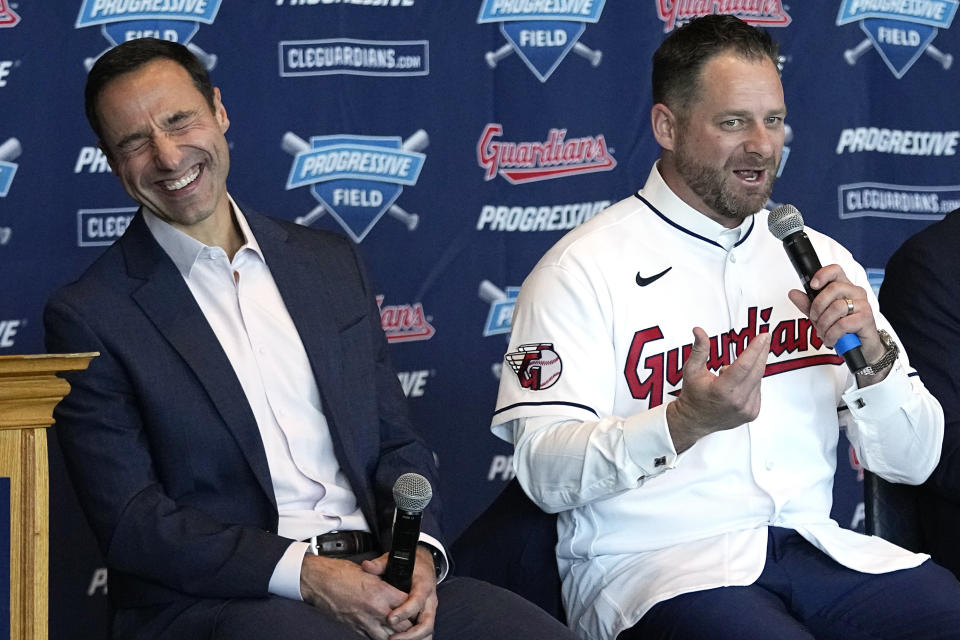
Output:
(674, 140), (777, 222)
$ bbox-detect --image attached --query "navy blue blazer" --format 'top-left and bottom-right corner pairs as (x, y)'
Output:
(44, 209), (444, 614)
(879, 207), (960, 578)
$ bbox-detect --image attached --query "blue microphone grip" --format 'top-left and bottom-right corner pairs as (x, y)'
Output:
(835, 333), (867, 371)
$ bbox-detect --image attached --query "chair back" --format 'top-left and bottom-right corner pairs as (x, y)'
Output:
(863, 470), (924, 552)
(452, 478), (565, 622)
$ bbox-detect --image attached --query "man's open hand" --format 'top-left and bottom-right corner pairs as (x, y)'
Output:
(666, 327), (771, 453)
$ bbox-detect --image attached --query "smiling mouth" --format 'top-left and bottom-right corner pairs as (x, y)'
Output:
(733, 169), (765, 183)
(162, 165), (201, 191)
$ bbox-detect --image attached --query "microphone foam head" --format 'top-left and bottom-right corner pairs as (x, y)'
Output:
(393, 473), (433, 512)
(767, 204), (804, 240)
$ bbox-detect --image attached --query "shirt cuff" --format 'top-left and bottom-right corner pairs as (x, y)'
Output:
(268, 540), (311, 601)
(842, 360), (911, 420)
(418, 532), (449, 582)
(622, 402), (678, 481)
(272, 535), (449, 600)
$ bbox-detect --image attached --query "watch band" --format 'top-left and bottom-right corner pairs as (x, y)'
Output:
(854, 329), (899, 376)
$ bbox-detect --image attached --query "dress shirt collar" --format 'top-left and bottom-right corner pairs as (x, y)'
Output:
(141, 195), (265, 276)
(639, 162), (754, 250)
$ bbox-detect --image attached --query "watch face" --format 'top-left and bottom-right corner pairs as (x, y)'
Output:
(881, 332), (899, 357)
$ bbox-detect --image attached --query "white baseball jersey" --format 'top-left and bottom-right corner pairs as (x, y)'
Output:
(491, 164), (944, 640)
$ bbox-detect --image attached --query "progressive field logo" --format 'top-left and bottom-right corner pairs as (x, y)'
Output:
(479, 280), (519, 337)
(478, 0), (605, 81)
(837, 0), (956, 78)
(0, 137), (19, 198)
(76, 0), (222, 71)
(283, 130), (427, 242)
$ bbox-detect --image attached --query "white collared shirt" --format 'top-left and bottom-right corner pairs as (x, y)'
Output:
(144, 199), (370, 599)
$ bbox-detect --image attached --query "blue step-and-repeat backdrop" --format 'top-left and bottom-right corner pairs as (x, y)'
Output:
(1, 1), (958, 636)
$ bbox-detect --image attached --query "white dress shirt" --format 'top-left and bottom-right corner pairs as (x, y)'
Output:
(144, 198), (445, 600)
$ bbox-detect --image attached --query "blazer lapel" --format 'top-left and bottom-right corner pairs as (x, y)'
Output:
(120, 213), (277, 507)
(248, 216), (349, 421)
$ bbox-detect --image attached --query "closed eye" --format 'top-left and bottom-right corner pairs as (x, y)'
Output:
(163, 111), (197, 133)
(116, 134), (149, 154)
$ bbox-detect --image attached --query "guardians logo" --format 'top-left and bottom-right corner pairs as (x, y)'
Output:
(377, 295), (436, 343)
(506, 343), (563, 390)
(0, 137), (20, 198)
(837, 0), (956, 78)
(477, 124), (616, 184)
(625, 306), (843, 408)
(477, 0), (605, 82)
(656, 1), (792, 32)
(0, 0), (20, 27)
(75, 0), (222, 71)
(283, 130), (427, 242)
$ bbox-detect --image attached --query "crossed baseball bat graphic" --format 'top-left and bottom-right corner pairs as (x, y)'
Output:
(85, 41), (218, 72)
(484, 40), (602, 69)
(844, 37), (952, 70)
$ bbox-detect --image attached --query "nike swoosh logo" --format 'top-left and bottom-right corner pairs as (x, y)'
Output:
(635, 267), (672, 287)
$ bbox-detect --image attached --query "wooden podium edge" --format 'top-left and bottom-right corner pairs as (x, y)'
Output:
(0, 352), (97, 640)
(0, 353), (99, 430)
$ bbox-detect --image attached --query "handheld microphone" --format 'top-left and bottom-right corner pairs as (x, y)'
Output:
(383, 472), (433, 592)
(767, 204), (867, 373)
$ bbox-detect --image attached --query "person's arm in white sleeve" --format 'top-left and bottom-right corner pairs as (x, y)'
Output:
(842, 337), (944, 485)
(495, 250), (773, 512)
(501, 327), (773, 513)
(787, 260), (944, 485)
(269, 541), (312, 600)
(508, 407), (677, 513)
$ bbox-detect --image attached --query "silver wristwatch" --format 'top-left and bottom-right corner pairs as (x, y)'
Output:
(855, 330), (899, 376)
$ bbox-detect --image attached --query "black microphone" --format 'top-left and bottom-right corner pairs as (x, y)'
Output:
(383, 472), (433, 592)
(768, 204), (867, 373)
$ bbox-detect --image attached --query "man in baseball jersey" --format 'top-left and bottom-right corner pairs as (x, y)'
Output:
(492, 14), (960, 640)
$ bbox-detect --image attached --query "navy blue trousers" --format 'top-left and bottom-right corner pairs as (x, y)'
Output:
(211, 576), (570, 639)
(116, 575), (573, 640)
(620, 527), (960, 640)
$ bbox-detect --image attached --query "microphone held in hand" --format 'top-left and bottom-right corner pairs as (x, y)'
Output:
(384, 472), (433, 592)
(768, 204), (867, 373)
